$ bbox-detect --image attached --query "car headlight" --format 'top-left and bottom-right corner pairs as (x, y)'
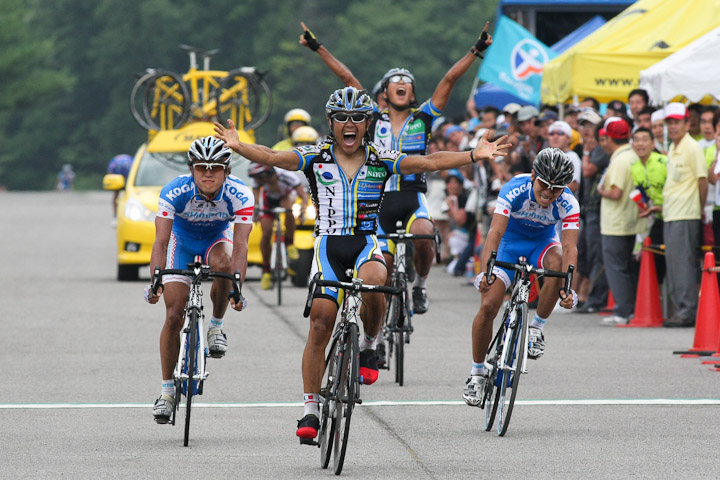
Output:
(124, 198), (155, 222)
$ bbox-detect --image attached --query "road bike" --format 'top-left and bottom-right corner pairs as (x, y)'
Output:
(130, 44), (272, 131)
(151, 256), (244, 446)
(300, 270), (400, 475)
(261, 207), (289, 306)
(480, 251), (573, 436)
(377, 222), (439, 386)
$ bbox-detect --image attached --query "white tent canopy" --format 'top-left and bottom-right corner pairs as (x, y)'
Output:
(640, 25), (720, 105)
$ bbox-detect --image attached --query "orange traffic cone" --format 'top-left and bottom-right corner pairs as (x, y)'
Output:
(599, 290), (615, 316)
(619, 237), (663, 328)
(686, 252), (720, 355)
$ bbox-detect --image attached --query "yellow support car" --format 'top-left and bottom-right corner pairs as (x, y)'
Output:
(103, 121), (315, 284)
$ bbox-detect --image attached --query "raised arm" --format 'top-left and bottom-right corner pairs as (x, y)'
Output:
(299, 22), (363, 90)
(401, 130), (511, 174)
(214, 120), (300, 171)
(430, 21), (492, 111)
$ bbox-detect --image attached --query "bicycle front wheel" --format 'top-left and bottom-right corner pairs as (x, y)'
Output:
(497, 303), (527, 436)
(319, 334), (339, 469)
(333, 323), (358, 475)
(183, 311), (199, 447)
(483, 355), (500, 432)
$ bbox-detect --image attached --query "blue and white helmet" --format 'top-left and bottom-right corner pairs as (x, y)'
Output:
(325, 87), (373, 118)
(187, 136), (232, 166)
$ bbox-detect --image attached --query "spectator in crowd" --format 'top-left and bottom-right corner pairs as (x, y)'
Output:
(508, 105), (540, 174)
(627, 89), (649, 121)
(443, 169), (476, 275)
(580, 97), (600, 111)
(661, 103), (708, 327)
(606, 100), (628, 120)
(576, 108), (610, 313)
(57, 164), (75, 191)
(564, 105), (583, 131)
(597, 117), (645, 325)
(635, 106), (654, 131)
(698, 106), (718, 153)
(631, 127), (667, 283)
(535, 110), (558, 144)
(651, 109), (667, 154)
(688, 103), (703, 140)
(445, 124), (469, 152)
(547, 120), (581, 195)
(479, 106), (501, 130)
(708, 111), (720, 255)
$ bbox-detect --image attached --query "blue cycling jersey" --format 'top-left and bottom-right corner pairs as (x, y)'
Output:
(494, 174), (580, 240)
(157, 174), (254, 240)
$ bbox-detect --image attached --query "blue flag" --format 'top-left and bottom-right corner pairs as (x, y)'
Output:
(479, 16), (557, 105)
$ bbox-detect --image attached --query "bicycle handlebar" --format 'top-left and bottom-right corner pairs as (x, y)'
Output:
(485, 250), (574, 300)
(303, 272), (402, 318)
(152, 263), (245, 305)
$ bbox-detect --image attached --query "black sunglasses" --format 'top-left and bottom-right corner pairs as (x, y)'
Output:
(332, 113), (368, 124)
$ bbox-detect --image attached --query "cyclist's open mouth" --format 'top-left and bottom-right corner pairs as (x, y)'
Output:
(342, 131), (358, 147)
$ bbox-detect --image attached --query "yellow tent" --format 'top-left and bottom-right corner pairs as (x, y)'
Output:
(541, 0), (720, 104)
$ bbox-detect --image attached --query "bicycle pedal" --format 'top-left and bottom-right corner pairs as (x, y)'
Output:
(356, 398), (362, 405)
(299, 437), (318, 447)
(208, 351), (225, 359)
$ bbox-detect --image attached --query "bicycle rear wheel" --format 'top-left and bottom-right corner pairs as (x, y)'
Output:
(497, 303), (527, 436)
(333, 323), (358, 475)
(183, 311), (199, 447)
(319, 334), (339, 469)
(274, 235), (283, 306)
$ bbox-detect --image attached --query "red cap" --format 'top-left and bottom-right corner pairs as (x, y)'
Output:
(603, 117), (630, 140)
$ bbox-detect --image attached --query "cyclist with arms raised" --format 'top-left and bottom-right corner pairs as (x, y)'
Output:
(145, 137), (253, 423)
(463, 148), (579, 406)
(214, 86), (510, 440)
(299, 21), (493, 315)
(247, 163), (310, 289)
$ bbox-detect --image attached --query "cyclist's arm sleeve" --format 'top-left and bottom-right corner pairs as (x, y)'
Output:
(232, 184), (255, 225)
(559, 192), (580, 230)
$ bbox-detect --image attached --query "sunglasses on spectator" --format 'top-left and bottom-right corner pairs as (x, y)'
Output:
(536, 177), (566, 191)
(387, 75), (413, 85)
(332, 113), (368, 124)
(548, 131), (567, 136)
(193, 162), (227, 172)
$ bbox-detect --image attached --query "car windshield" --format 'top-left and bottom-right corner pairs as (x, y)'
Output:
(133, 151), (251, 187)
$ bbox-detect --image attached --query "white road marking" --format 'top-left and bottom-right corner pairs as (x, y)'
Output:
(2, 399), (719, 409)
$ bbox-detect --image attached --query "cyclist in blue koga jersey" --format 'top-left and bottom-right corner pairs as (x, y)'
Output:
(145, 136), (253, 424)
(215, 86), (511, 441)
(299, 21), (493, 316)
(462, 148), (579, 407)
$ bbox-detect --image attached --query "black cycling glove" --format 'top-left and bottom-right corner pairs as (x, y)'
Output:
(303, 28), (322, 52)
(472, 30), (490, 58)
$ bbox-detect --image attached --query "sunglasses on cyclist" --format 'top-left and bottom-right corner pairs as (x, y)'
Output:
(193, 162), (227, 172)
(332, 113), (368, 124)
(387, 75), (413, 85)
(536, 177), (566, 191)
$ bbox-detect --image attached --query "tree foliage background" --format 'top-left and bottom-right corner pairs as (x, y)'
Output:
(0, 0), (498, 190)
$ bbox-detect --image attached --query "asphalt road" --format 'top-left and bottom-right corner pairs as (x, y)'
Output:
(2, 191), (719, 479)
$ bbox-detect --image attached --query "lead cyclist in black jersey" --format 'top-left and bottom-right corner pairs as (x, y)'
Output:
(299, 21), (493, 315)
(215, 86), (510, 442)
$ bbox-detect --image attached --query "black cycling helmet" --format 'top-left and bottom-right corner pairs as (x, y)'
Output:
(248, 163), (274, 178)
(532, 148), (574, 187)
(187, 136), (232, 166)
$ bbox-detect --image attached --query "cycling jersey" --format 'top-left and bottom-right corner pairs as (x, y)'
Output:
(157, 174), (254, 240)
(491, 174), (579, 288)
(630, 152), (667, 218)
(293, 141), (406, 236)
(249, 166), (301, 200)
(494, 174), (580, 240)
(370, 99), (442, 193)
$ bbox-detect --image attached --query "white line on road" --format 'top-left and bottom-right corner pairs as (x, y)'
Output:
(2, 399), (719, 409)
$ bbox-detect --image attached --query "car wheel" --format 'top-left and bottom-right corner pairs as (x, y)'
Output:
(117, 264), (139, 281)
(290, 248), (313, 287)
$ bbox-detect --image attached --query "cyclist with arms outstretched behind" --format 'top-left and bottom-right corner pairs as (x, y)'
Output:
(215, 86), (510, 441)
(299, 21), (493, 315)
(145, 136), (253, 423)
(463, 148), (579, 406)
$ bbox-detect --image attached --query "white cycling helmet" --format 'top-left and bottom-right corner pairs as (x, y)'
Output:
(187, 136), (232, 166)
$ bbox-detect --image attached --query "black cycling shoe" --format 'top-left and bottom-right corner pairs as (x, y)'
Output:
(412, 287), (429, 314)
(296, 414), (320, 441)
